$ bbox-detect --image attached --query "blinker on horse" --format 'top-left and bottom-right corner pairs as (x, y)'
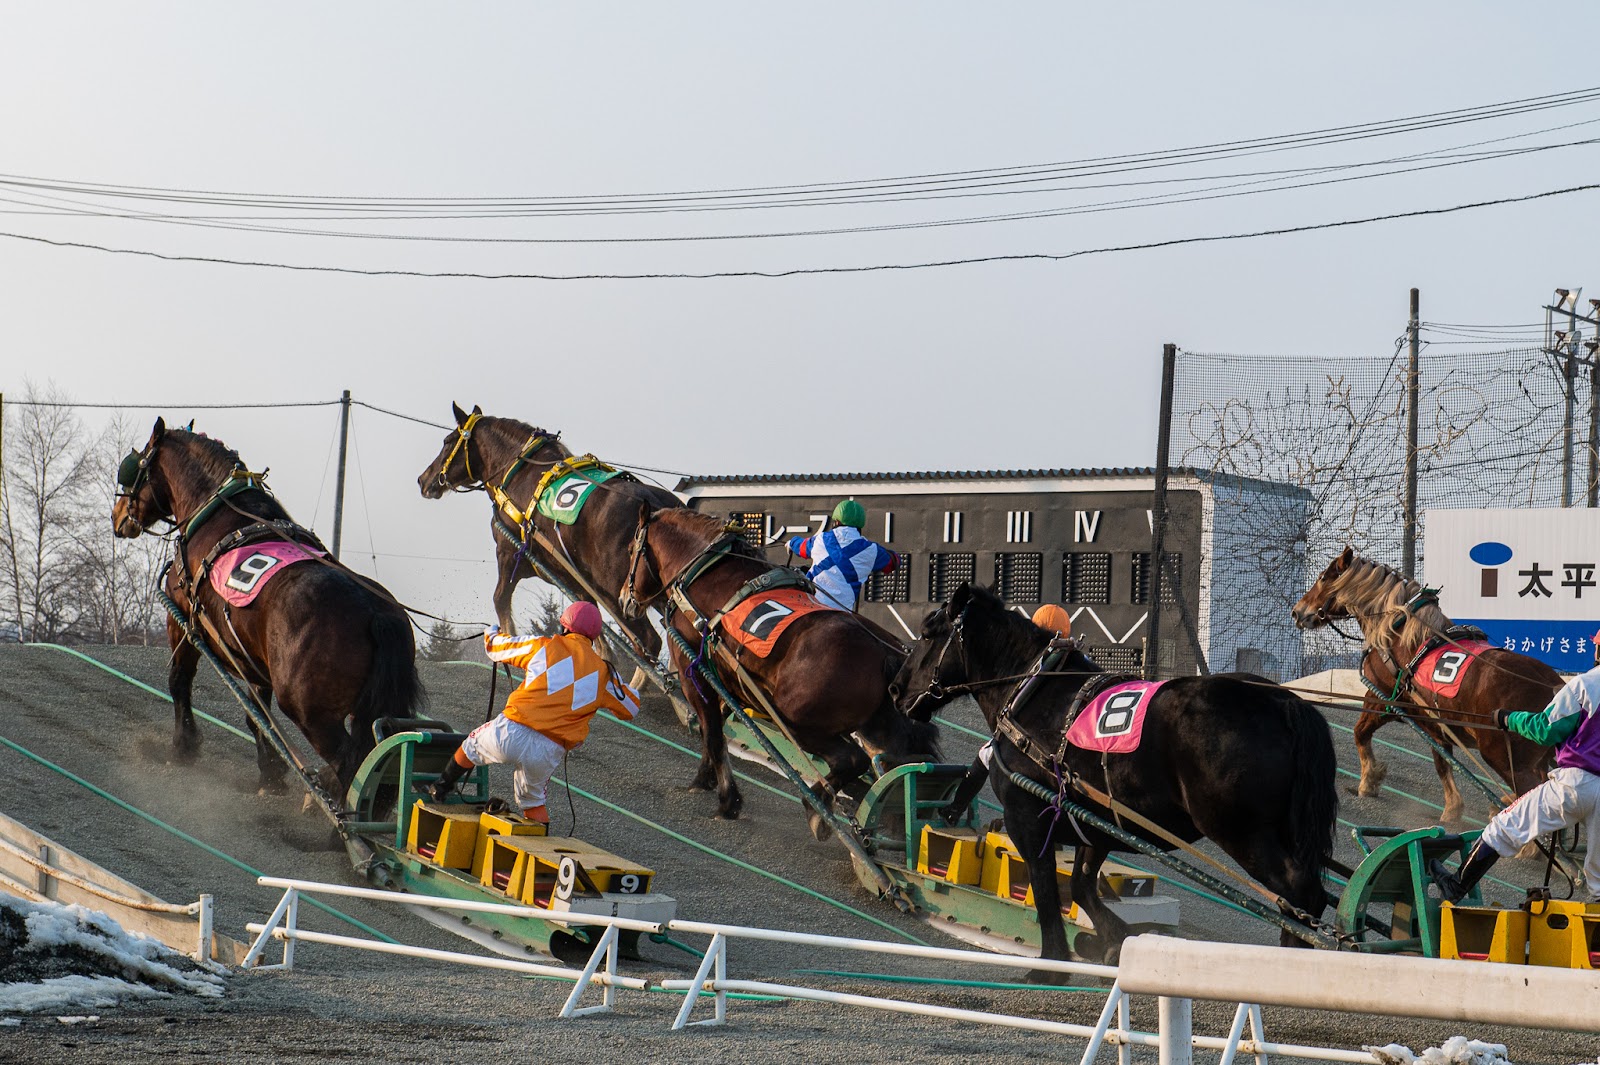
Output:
(113, 418), (424, 795)
(894, 583), (1337, 969)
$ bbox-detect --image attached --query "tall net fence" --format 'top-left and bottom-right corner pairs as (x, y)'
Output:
(1173, 344), (1592, 676)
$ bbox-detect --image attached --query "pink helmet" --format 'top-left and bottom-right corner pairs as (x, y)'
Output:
(560, 601), (603, 639)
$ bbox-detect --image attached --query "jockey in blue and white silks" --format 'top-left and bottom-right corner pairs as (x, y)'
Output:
(787, 499), (898, 611)
(1431, 630), (1600, 902)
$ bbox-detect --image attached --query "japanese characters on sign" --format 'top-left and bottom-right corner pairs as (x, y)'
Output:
(1426, 509), (1600, 673)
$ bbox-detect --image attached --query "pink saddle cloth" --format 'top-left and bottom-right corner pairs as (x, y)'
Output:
(208, 541), (324, 607)
(1063, 680), (1165, 755)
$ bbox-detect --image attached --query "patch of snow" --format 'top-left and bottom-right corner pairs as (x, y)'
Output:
(0, 1017), (20, 1026)
(1366, 1036), (1512, 1065)
(0, 891), (225, 1013)
(0, 976), (161, 1014)
(55, 1014), (99, 1024)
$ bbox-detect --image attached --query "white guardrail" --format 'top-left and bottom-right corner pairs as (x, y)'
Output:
(244, 878), (1599, 1063)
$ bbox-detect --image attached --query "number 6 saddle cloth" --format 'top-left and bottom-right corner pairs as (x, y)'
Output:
(208, 541), (326, 607)
(1409, 638), (1494, 700)
(1063, 676), (1167, 755)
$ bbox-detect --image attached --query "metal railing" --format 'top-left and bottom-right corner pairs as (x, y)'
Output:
(242, 877), (1522, 1063)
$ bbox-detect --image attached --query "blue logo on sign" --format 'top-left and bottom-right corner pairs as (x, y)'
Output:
(1470, 541), (1514, 567)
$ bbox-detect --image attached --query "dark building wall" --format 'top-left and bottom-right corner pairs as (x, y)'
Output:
(684, 486), (1205, 676)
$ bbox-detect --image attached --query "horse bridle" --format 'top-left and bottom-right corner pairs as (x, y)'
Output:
(620, 506), (662, 619)
(897, 599), (977, 716)
(115, 435), (178, 532)
(436, 412), (484, 493)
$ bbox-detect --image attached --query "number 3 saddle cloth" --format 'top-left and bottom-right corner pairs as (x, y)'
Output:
(1410, 639), (1494, 700)
(208, 541), (325, 607)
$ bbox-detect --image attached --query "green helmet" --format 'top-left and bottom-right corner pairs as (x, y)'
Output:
(832, 499), (866, 529)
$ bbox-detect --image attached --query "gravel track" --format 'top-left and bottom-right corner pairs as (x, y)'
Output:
(0, 645), (1593, 1063)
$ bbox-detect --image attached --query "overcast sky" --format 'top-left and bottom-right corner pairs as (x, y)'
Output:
(2, 3), (1593, 624)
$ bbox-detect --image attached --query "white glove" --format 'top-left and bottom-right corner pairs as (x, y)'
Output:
(485, 624), (501, 637)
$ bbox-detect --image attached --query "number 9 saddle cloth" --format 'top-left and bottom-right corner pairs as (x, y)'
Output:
(208, 541), (326, 607)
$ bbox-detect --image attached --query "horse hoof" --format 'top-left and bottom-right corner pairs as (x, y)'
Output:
(257, 780), (290, 797)
(806, 811), (834, 843)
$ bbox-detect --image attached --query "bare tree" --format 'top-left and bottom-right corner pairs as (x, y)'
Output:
(0, 383), (105, 642)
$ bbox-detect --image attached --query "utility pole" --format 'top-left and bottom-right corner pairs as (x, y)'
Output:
(1147, 343), (1176, 681)
(1543, 290), (1599, 507)
(1589, 320), (1600, 507)
(1402, 288), (1420, 580)
(331, 389), (351, 560)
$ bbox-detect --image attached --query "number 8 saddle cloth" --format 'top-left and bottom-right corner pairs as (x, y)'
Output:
(1063, 677), (1166, 755)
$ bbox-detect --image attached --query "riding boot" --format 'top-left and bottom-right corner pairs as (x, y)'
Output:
(940, 757), (989, 825)
(1429, 840), (1500, 902)
(427, 750), (471, 803)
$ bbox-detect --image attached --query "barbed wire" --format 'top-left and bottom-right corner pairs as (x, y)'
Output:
(1173, 344), (1584, 676)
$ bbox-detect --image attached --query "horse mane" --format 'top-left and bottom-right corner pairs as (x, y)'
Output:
(961, 585), (1063, 676)
(654, 507), (762, 559)
(171, 429), (246, 481)
(168, 429), (291, 521)
(1330, 551), (1451, 658)
(484, 414), (557, 442)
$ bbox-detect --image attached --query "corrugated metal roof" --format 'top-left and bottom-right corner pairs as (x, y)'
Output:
(675, 466), (1312, 498)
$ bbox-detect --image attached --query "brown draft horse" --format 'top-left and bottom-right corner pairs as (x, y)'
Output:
(112, 420), (424, 794)
(416, 404), (681, 656)
(1291, 546), (1554, 821)
(621, 507), (941, 831)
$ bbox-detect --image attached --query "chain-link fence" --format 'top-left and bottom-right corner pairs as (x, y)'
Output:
(1171, 343), (1593, 676)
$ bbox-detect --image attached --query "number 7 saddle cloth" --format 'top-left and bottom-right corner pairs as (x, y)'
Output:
(717, 587), (828, 658)
(208, 541), (325, 607)
(1411, 639), (1494, 700)
(1063, 678), (1166, 754)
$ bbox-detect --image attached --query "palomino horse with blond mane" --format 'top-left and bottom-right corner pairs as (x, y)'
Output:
(1291, 546), (1553, 820)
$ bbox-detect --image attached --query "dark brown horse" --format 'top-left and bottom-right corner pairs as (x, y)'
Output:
(1291, 546), (1554, 821)
(112, 419), (424, 793)
(895, 584), (1337, 967)
(621, 507), (940, 830)
(416, 404), (680, 657)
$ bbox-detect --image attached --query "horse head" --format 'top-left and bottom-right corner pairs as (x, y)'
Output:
(417, 402), (484, 499)
(1290, 545), (1356, 629)
(891, 582), (978, 721)
(112, 418), (172, 538)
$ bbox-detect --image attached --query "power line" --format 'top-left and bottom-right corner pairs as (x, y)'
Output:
(7, 134), (1596, 245)
(4, 83), (1596, 209)
(4, 182), (1598, 281)
(1, 398), (339, 410)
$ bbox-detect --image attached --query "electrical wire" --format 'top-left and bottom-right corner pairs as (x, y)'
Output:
(7, 135), (1597, 245)
(3, 83), (1597, 210)
(5, 181), (1597, 280)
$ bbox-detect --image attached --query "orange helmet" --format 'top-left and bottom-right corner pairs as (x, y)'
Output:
(1031, 603), (1072, 637)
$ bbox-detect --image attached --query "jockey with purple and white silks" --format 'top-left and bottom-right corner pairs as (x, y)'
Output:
(1431, 629), (1600, 903)
(786, 499), (898, 611)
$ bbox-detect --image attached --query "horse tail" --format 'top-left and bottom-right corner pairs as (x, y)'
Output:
(342, 607), (427, 779)
(1284, 692), (1337, 874)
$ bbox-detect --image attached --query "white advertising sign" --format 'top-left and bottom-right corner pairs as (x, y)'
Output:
(1425, 508), (1600, 671)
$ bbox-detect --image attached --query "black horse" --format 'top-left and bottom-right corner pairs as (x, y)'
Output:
(893, 584), (1337, 967)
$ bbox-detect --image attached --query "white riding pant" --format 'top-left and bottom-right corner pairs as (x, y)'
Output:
(1479, 766), (1600, 900)
(462, 715), (570, 811)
